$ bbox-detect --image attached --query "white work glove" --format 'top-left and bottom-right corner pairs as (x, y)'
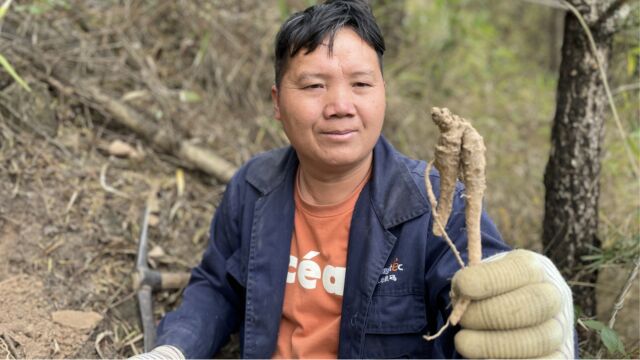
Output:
(127, 345), (185, 360)
(452, 249), (575, 359)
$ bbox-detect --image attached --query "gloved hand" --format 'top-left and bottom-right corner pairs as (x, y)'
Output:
(127, 345), (185, 360)
(452, 249), (575, 359)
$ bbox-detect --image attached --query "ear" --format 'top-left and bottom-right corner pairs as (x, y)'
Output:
(271, 85), (281, 120)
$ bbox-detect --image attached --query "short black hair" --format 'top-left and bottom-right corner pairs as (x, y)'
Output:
(274, 0), (385, 88)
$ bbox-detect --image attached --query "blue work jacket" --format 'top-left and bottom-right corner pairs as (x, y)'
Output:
(156, 136), (510, 358)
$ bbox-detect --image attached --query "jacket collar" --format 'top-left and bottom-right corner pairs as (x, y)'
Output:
(245, 146), (298, 195)
(369, 136), (429, 228)
(244, 136), (428, 228)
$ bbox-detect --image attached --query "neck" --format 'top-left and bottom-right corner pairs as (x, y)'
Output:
(298, 155), (372, 206)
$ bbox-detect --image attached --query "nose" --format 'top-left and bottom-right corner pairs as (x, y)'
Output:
(323, 85), (356, 119)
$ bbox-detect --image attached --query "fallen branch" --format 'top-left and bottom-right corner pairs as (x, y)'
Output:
(9, 43), (237, 183)
(77, 83), (238, 183)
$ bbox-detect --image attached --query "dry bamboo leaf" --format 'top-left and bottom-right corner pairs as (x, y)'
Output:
(121, 90), (149, 102)
(176, 169), (185, 197)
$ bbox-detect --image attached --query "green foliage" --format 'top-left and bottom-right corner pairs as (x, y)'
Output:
(627, 46), (639, 76)
(278, 0), (316, 19)
(0, 54), (31, 92)
(583, 319), (626, 356)
(193, 31), (211, 67)
(581, 236), (640, 273)
(0, 0), (13, 19)
(13, 0), (69, 15)
(277, 0), (289, 20)
(601, 327), (626, 355)
(0, 0), (30, 92)
(179, 90), (201, 103)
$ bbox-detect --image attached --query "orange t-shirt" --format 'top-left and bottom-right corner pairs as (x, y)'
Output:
(272, 170), (369, 359)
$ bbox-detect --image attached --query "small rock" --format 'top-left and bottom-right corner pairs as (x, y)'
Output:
(43, 225), (58, 237)
(51, 310), (103, 330)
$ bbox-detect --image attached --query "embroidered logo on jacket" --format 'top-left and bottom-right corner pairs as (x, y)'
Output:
(378, 257), (404, 284)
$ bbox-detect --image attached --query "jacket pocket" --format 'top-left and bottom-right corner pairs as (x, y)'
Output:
(225, 249), (246, 288)
(362, 292), (427, 358)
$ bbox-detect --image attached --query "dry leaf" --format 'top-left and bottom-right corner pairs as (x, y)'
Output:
(107, 140), (139, 158)
(148, 245), (166, 259)
(147, 214), (160, 227)
(176, 169), (185, 197)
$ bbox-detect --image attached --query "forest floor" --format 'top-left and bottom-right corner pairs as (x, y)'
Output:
(0, 95), (237, 357)
(0, 1), (637, 359)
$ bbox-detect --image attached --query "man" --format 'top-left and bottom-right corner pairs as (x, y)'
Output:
(141, 0), (575, 358)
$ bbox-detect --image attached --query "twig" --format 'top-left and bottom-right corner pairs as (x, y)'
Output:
(613, 82), (640, 95)
(0, 334), (19, 359)
(36, 175), (51, 217)
(65, 79), (237, 183)
(94, 331), (113, 360)
(0, 336), (12, 360)
(607, 256), (640, 328)
(105, 291), (137, 311)
(0, 214), (19, 225)
(595, 256), (639, 358)
(0, 94), (73, 160)
(99, 163), (130, 198)
(64, 190), (79, 214)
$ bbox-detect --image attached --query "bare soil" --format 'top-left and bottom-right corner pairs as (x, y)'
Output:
(0, 107), (229, 357)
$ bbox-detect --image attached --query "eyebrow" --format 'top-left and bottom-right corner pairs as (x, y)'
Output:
(295, 70), (376, 82)
(295, 72), (327, 82)
(351, 70), (375, 77)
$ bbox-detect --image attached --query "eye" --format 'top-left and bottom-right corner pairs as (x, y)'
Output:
(353, 82), (372, 88)
(302, 83), (324, 90)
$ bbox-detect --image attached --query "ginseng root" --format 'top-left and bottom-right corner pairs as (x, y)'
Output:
(460, 125), (486, 266)
(431, 107), (467, 237)
(424, 108), (486, 339)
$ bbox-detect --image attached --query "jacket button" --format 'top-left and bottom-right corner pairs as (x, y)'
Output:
(350, 314), (358, 327)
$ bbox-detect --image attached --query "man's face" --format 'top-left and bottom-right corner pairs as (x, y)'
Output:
(272, 28), (385, 174)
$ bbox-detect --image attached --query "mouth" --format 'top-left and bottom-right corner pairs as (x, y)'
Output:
(320, 129), (357, 141)
(321, 129), (356, 136)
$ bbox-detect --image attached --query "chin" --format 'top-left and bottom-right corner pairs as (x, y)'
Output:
(321, 154), (369, 170)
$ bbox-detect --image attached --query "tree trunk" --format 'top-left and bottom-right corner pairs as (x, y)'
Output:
(542, 7), (614, 320)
